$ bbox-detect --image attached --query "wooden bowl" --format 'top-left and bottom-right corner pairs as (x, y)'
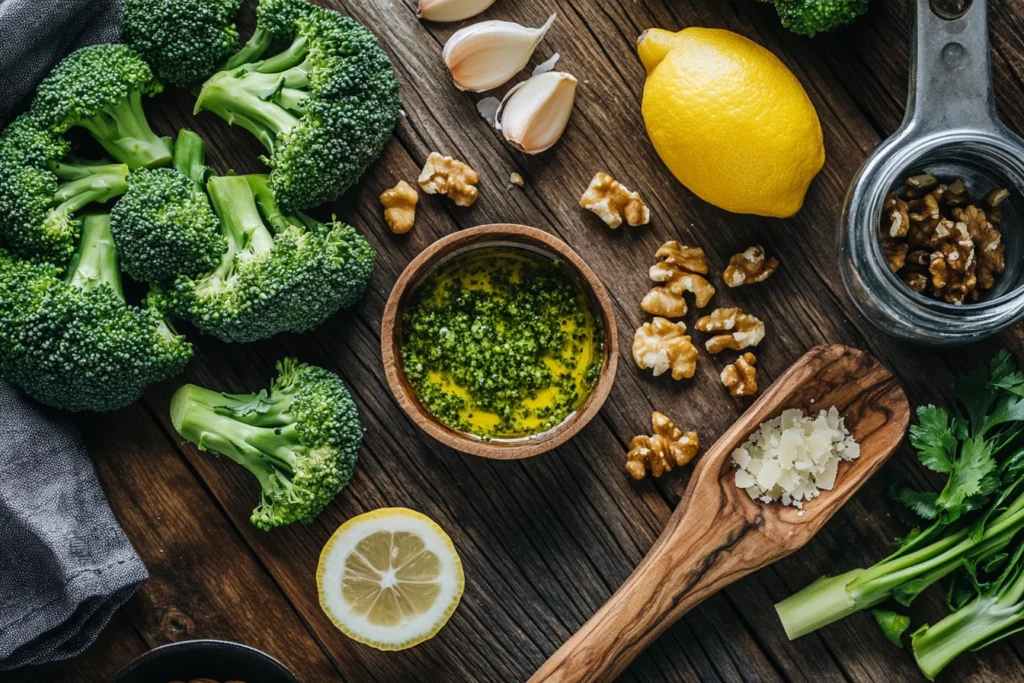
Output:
(381, 224), (619, 459)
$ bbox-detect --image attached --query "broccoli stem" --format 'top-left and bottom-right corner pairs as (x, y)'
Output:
(195, 38), (313, 152)
(50, 162), (129, 217)
(172, 129), (209, 187)
(246, 174), (301, 233)
(65, 213), (122, 297)
(223, 28), (274, 71)
(170, 383), (303, 481)
(78, 90), (173, 169)
(205, 175), (275, 282)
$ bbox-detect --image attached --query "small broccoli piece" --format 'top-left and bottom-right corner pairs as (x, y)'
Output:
(32, 44), (173, 170)
(111, 129), (225, 282)
(0, 113), (129, 262)
(123, 0), (243, 87)
(772, 0), (870, 36)
(194, 0), (401, 211)
(167, 173), (374, 342)
(170, 357), (362, 529)
(0, 214), (193, 412)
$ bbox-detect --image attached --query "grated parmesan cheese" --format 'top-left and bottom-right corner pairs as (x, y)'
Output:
(731, 407), (860, 508)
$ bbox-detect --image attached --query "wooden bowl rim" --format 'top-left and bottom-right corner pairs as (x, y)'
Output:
(380, 224), (619, 460)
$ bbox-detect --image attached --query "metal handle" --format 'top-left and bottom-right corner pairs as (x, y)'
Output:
(905, 0), (998, 135)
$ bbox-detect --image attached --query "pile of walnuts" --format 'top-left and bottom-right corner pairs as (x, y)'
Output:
(881, 173), (1008, 304)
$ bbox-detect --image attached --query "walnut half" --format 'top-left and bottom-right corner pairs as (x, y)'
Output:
(379, 180), (418, 234)
(418, 152), (479, 207)
(640, 241), (715, 318)
(632, 317), (698, 380)
(580, 172), (650, 229)
(695, 307), (765, 354)
(722, 246), (779, 287)
(626, 411), (699, 480)
(721, 352), (758, 397)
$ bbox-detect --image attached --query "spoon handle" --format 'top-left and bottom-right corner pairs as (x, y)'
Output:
(529, 461), (761, 683)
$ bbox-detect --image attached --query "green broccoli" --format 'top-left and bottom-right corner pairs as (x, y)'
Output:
(0, 213), (192, 412)
(111, 129), (224, 282)
(194, 0), (400, 211)
(123, 0), (243, 87)
(32, 44), (173, 170)
(170, 357), (362, 529)
(0, 113), (129, 262)
(167, 173), (374, 343)
(770, 0), (870, 36)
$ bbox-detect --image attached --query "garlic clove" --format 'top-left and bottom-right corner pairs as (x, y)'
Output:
(443, 14), (556, 92)
(496, 71), (577, 154)
(418, 0), (496, 22)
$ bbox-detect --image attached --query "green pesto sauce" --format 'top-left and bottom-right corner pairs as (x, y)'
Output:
(401, 247), (604, 439)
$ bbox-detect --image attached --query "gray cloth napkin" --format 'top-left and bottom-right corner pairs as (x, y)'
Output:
(0, 0), (123, 123)
(0, 0), (148, 670)
(0, 380), (148, 671)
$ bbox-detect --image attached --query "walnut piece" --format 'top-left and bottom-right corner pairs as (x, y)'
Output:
(695, 307), (765, 354)
(379, 180), (418, 234)
(723, 246), (779, 287)
(632, 317), (698, 380)
(509, 172), (525, 187)
(721, 352), (757, 397)
(580, 172), (650, 229)
(640, 241), (715, 318)
(418, 152), (479, 207)
(626, 411), (699, 480)
(881, 174), (1009, 303)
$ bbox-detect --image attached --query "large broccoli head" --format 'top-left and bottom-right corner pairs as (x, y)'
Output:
(0, 214), (193, 412)
(194, 0), (401, 211)
(170, 357), (362, 529)
(32, 44), (173, 170)
(123, 0), (243, 87)
(772, 0), (870, 36)
(166, 174), (374, 343)
(0, 113), (129, 262)
(111, 129), (225, 282)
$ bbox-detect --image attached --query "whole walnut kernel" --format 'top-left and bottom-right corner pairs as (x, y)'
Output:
(580, 172), (650, 229)
(379, 180), (419, 234)
(418, 152), (479, 207)
(721, 352), (758, 397)
(722, 245), (779, 287)
(695, 307), (765, 354)
(632, 317), (698, 380)
(626, 411), (699, 480)
(640, 241), (715, 318)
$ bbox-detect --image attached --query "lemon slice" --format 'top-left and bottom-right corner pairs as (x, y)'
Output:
(317, 508), (465, 651)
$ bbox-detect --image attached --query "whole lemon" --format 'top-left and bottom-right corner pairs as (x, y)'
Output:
(638, 27), (825, 218)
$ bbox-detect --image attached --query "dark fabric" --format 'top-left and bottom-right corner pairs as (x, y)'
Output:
(0, 0), (123, 125)
(0, 380), (148, 670)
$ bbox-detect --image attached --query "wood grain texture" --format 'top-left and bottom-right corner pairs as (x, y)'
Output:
(531, 346), (909, 683)
(9, 0), (1024, 681)
(381, 224), (619, 459)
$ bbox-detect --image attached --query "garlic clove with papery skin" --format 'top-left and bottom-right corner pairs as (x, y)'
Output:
(443, 14), (556, 92)
(418, 0), (496, 22)
(496, 71), (577, 155)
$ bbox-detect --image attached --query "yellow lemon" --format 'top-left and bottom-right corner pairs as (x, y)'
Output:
(317, 508), (465, 651)
(638, 27), (825, 218)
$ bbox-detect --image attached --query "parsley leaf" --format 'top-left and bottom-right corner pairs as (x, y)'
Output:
(910, 405), (955, 474)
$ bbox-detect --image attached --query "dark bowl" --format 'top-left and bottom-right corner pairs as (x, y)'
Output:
(110, 639), (299, 683)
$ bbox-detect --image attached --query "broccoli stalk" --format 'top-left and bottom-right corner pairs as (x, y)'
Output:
(203, 174), (276, 287)
(76, 88), (173, 171)
(49, 160), (130, 236)
(170, 357), (362, 529)
(66, 212), (124, 296)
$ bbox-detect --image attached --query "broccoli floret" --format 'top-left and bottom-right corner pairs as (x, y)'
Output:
(32, 44), (173, 170)
(123, 0), (243, 87)
(167, 173), (374, 342)
(0, 113), (129, 262)
(194, 0), (401, 211)
(772, 0), (869, 36)
(111, 129), (225, 282)
(170, 357), (362, 529)
(0, 214), (193, 412)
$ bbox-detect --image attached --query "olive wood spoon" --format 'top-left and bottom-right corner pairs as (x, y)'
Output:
(530, 344), (909, 683)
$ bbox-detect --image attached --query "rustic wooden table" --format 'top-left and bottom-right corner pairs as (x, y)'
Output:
(12, 0), (1024, 681)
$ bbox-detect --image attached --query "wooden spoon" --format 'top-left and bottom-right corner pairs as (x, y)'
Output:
(530, 344), (909, 683)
